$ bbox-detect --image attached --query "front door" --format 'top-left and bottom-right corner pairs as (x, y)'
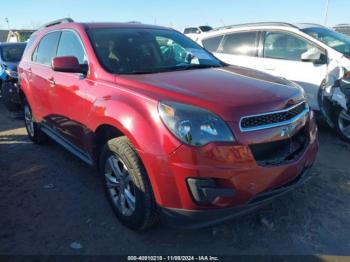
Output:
(48, 30), (92, 151)
(255, 31), (328, 110)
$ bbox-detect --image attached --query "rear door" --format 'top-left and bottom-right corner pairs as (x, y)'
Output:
(48, 30), (91, 151)
(211, 31), (261, 69)
(255, 31), (328, 110)
(29, 31), (61, 121)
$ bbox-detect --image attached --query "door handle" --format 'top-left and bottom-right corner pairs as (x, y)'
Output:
(48, 77), (56, 87)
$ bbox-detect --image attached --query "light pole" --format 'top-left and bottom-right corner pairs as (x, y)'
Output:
(324, 0), (330, 26)
(5, 17), (10, 29)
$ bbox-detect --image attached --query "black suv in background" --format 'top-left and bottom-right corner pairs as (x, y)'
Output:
(0, 42), (26, 111)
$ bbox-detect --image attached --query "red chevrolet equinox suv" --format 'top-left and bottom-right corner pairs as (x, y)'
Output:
(18, 19), (318, 230)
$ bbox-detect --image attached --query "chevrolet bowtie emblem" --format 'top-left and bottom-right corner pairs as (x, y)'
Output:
(281, 124), (296, 138)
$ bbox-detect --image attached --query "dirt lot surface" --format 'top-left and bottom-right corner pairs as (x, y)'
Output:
(0, 100), (350, 256)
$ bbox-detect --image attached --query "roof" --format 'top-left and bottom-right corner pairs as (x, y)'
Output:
(210, 22), (327, 32)
(37, 18), (171, 32)
(82, 22), (170, 30)
(211, 22), (299, 32)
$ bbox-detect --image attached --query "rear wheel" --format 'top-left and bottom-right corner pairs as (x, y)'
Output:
(333, 108), (350, 143)
(23, 100), (46, 144)
(99, 136), (158, 230)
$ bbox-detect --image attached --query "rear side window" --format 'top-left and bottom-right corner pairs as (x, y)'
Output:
(57, 31), (87, 64)
(221, 31), (259, 56)
(202, 35), (223, 52)
(33, 31), (60, 65)
(263, 31), (314, 61)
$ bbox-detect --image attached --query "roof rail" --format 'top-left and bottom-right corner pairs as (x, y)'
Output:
(211, 22), (298, 32)
(40, 18), (74, 29)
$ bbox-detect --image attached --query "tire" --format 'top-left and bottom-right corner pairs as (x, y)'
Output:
(99, 136), (159, 230)
(1, 82), (22, 112)
(333, 108), (350, 143)
(23, 100), (46, 144)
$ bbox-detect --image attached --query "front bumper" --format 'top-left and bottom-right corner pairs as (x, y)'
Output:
(161, 166), (312, 229)
(138, 110), (318, 228)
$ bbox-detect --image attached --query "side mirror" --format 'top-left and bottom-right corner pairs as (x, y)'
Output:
(301, 48), (322, 63)
(52, 56), (84, 73)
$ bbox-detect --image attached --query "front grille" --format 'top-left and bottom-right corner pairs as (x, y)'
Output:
(240, 101), (307, 131)
(249, 127), (308, 166)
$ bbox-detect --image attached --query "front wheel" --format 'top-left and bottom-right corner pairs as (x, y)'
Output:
(99, 136), (159, 230)
(333, 109), (350, 143)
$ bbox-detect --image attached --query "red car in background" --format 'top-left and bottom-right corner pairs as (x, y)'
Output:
(18, 18), (318, 230)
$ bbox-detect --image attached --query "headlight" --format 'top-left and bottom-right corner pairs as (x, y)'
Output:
(158, 101), (234, 146)
(5, 69), (18, 78)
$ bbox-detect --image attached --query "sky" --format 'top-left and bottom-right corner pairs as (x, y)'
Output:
(0, 0), (349, 31)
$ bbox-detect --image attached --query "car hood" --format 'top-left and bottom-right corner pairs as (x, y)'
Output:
(116, 66), (303, 121)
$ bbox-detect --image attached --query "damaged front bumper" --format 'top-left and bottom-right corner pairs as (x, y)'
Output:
(161, 167), (313, 229)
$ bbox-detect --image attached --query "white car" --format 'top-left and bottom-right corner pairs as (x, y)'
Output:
(184, 26), (213, 41)
(197, 22), (350, 142)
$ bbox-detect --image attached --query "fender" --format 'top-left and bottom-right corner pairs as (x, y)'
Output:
(88, 95), (183, 206)
(88, 94), (181, 156)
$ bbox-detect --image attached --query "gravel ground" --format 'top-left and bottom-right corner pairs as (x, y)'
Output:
(0, 100), (350, 256)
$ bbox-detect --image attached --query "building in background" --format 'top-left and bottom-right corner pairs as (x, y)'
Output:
(333, 24), (350, 36)
(0, 30), (35, 42)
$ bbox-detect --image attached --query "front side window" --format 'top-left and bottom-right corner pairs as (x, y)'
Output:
(87, 28), (222, 74)
(56, 31), (87, 64)
(202, 35), (224, 52)
(0, 44), (26, 62)
(221, 31), (258, 56)
(302, 27), (350, 57)
(263, 31), (316, 61)
(34, 31), (61, 65)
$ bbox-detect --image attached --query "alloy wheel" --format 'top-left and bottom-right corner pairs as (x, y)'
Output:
(24, 105), (35, 137)
(104, 155), (136, 216)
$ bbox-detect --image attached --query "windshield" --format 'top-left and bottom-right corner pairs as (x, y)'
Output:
(87, 28), (222, 74)
(0, 44), (26, 63)
(302, 27), (350, 57)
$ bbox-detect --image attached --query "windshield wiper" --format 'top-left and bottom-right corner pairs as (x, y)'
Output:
(161, 64), (221, 72)
(120, 70), (161, 75)
(182, 64), (221, 70)
(119, 64), (221, 75)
